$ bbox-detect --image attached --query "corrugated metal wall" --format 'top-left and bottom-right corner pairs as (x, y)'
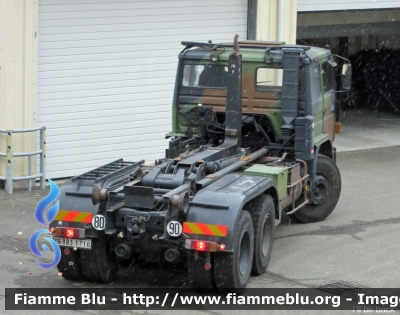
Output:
(37, 0), (248, 178)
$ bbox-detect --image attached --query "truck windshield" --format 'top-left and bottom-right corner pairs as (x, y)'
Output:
(182, 64), (228, 88)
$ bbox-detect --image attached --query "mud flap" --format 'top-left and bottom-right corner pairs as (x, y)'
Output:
(57, 249), (84, 280)
(186, 174), (276, 251)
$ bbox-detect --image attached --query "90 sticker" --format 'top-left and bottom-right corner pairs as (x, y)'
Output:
(167, 221), (182, 237)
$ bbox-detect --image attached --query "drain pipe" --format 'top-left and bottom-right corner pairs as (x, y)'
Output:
(278, 0), (284, 42)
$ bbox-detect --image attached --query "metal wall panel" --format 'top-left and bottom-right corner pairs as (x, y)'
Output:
(38, 0), (248, 178)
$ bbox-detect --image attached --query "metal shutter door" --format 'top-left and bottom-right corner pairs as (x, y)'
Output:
(38, 0), (248, 178)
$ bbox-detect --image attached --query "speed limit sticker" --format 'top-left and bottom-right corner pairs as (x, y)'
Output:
(167, 221), (182, 237)
(92, 215), (105, 230)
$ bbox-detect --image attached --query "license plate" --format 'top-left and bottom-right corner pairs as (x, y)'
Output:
(53, 237), (92, 249)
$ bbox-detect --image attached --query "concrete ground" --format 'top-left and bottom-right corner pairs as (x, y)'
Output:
(0, 110), (399, 315)
(335, 109), (400, 152)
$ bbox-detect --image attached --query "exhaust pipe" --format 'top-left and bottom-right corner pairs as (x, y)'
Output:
(222, 34), (242, 150)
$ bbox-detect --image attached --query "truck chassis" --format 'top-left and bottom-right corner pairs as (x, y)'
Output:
(50, 35), (347, 290)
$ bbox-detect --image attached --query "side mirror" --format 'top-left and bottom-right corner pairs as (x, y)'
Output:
(341, 63), (352, 90)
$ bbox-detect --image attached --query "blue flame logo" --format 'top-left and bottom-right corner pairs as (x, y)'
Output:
(34, 179), (60, 225)
(29, 180), (61, 269)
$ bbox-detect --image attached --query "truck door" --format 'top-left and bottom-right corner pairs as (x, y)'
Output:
(321, 59), (336, 142)
(308, 62), (324, 138)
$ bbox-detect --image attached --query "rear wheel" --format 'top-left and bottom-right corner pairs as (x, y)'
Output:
(80, 233), (118, 283)
(214, 210), (254, 291)
(290, 154), (341, 223)
(57, 249), (84, 280)
(188, 252), (215, 290)
(248, 195), (275, 275)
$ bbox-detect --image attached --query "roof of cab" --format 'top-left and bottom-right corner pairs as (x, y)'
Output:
(179, 40), (331, 62)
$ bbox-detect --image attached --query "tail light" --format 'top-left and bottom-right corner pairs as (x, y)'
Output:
(185, 239), (225, 252)
(54, 227), (85, 239)
(66, 228), (74, 238)
(196, 241), (206, 251)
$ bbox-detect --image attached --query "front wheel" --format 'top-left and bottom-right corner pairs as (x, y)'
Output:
(290, 154), (341, 223)
(80, 233), (118, 283)
(214, 210), (254, 291)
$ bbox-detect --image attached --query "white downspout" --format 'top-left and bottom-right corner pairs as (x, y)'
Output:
(278, 0), (284, 42)
(277, 0), (284, 85)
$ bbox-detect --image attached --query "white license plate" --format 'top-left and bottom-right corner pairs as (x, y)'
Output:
(53, 237), (92, 249)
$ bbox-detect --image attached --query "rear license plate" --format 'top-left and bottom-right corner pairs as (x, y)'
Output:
(53, 237), (92, 249)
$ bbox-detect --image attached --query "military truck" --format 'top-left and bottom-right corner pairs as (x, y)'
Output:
(50, 35), (351, 290)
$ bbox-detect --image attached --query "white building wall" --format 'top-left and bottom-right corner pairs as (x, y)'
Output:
(0, 0), (38, 179)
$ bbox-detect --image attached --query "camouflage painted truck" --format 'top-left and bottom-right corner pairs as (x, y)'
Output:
(50, 36), (351, 290)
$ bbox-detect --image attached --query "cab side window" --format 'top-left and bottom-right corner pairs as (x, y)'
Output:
(310, 63), (321, 102)
(256, 67), (283, 91)
(322, 61), (335, 92)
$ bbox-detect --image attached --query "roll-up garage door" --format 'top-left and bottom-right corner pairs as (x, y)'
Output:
(38, 0), (248, 178)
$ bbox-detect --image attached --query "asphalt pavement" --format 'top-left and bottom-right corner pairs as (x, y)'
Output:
(0, 110), (399, 315)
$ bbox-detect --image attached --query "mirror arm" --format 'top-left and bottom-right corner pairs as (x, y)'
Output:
(333, 54), (351, 64)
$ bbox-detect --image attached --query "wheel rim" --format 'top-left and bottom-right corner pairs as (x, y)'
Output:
(261, 214), (272, 256)
(239, 230), (251, 276)
(312, 175), (330, 205)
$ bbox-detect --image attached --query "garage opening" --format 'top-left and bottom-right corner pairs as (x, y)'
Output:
(297, 9), (400, 113)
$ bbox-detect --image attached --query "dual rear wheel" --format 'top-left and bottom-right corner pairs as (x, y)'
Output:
(188, 195), (275, 291)
(57, 233), (118, 283)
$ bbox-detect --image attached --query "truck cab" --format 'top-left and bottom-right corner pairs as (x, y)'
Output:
(167, 40), (341, 163)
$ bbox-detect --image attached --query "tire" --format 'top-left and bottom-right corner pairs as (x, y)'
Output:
(248, 195), (275, 275)
(290, 154), (341, 223)
(80, 233), (118, 283)
(188, 252), (215, 290)
(57, 249), (84, 281)
(214, 210), (254, 291)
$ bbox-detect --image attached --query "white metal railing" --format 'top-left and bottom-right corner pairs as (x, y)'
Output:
(0, 127), (46, 194)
